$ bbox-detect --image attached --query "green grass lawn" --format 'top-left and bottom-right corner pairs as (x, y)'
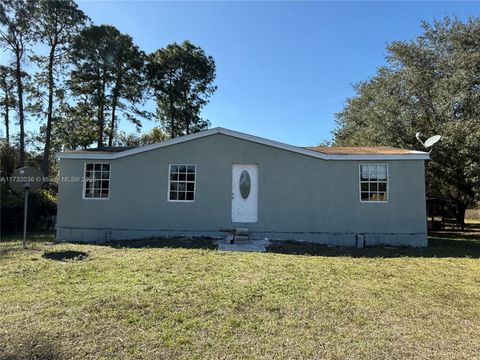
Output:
(1, 235), (479, 359)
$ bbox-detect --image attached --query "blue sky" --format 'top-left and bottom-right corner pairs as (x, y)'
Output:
(7, 1), (480, 146)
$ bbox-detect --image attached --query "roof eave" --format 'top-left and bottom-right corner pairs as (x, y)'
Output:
(56, 127), (430, 161)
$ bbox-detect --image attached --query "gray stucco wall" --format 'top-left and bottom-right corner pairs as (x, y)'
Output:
(56, 133), (428, 246)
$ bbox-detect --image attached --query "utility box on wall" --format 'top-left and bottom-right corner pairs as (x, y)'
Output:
(356, 234), (365, 248)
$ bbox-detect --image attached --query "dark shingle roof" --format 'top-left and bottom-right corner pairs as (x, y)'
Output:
(305, 146), (416, 155)
(63, 146), (137, 154)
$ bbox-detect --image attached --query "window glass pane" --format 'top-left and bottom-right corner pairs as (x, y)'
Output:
(379, 182), (387, 192)
(377, 165), (387, 180)
(360, 164), (388, 202)
(84, 163), (110, 198)
(360, 165), (369, 180)
(169, 164), (195, 201)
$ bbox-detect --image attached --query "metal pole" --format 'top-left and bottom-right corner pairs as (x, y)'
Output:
(23, 189), (29, 248)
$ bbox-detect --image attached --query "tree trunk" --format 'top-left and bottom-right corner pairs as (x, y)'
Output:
(15, 49), (25, 166)
(169, 95), (175, 138)
(4, 87), (10, 145)
(184, 91), (190, 135)
(455, 203), (467, 231)
(41, 45), (56, 176)
(108, 94), (117, 147)
(108, 72), (122, 147)
(97, 75), (106, 147)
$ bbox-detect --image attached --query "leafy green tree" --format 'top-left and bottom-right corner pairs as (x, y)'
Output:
(116, 127), (168, 147)
(147, 41), (217, 138)
(0, 0), (36, 166)
(69, 25), (148, 148)
(30, 0), (88, 176)
(106, 35), (149, 146)
(0, 65), (16, 145)
(51, 98), (97, 150)
(334, 17), (480, 228)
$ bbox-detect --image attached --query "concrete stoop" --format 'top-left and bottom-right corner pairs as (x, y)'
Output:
(225, 228), (250, 244)
(216, 238), (271, 252)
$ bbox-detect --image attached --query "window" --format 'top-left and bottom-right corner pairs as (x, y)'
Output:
(360, 164), (388, 202)
(168, 164), (195, 201)
(83, 163), (110, 199)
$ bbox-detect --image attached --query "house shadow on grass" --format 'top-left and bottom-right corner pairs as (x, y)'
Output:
(266, 237), (480, 259)
(102, 237), (218, 250)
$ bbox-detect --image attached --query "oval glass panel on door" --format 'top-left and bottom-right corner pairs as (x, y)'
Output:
(232, 164), (258, 223)
(239, 170), (251, 199)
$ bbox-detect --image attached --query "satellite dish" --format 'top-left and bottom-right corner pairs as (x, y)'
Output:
(8, 167), (45, 249)
(415, 132), (442, 149)
(415, 132), (423, 144)
(9, 167), (45, 193)
(424, 135), (442, 148)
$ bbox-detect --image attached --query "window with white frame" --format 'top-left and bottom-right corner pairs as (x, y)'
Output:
(360, 164), (388, 202)
(169, 164), (196, 201)
(83, 163), (110, 199)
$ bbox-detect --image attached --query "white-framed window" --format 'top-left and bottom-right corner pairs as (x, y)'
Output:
(168, 164), (196, 202)
(83, 162), (110, 199)
(359, 164), (388, 203)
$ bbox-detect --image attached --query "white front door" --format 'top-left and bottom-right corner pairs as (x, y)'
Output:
(232, 164), (258, 223)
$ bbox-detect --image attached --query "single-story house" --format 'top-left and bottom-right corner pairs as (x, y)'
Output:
(56, 127), (429, 247)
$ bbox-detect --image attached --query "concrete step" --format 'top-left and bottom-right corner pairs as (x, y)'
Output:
(234, 228), (249, 236)
(225, 234), (234, 244)
(234, 234), (249, 244)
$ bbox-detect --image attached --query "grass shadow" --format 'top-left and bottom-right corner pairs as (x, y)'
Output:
(0, 332), (63, 360)
(266, 237), (480, 259)
(0, 231), (55, 243)
(42, 250), (89, 262)
(102, 236), (218, 250)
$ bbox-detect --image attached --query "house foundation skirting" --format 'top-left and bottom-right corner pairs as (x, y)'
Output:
(56, 227), (428, 247)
